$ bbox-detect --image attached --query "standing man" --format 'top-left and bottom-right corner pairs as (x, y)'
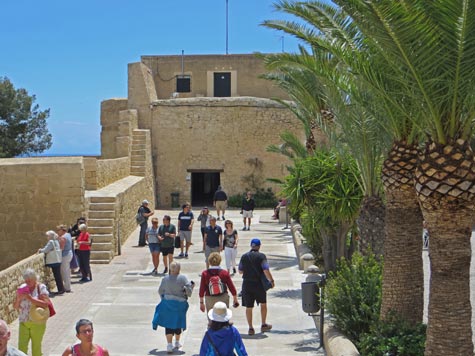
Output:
(204, 217), (223, 269)
(213, 186), (228, 221)
(241, 191), (256, 231)
(0, 319), (27, 356)
(177, 204), (194, 258)
(239, 238), (275, 336)
(137, 200), (154, 247)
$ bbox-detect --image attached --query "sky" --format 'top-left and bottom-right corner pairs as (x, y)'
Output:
(1, 0), (303, 155)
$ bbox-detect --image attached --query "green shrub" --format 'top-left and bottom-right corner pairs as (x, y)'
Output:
(228, 188), (277, 208)
(358, 313), (426, 356)
(300, 209), (323, 265)
(325, 252), (382, 342)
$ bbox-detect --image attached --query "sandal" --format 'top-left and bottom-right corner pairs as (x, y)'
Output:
(248, 328), (255, 336)
(261, 323), (273, 332)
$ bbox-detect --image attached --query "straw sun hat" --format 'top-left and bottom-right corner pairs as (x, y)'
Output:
(208, 302), (232, 322)
(30, 305), (50, 323)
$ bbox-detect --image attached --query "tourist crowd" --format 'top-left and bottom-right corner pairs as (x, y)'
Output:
(8, 189), (276, 356)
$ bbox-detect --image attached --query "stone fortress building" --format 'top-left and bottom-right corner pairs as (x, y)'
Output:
(0, 54), (312, 320)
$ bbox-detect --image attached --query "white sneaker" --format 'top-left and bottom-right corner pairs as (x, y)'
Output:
(174, 342), (182, 350)
(167, 343), (173, 354)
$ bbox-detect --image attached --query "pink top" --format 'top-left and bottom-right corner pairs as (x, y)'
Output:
(72, 344), (104, 356)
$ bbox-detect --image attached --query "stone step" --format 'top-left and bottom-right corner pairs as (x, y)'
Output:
(92, 242), (113, 251)
(90, 259), (112, 265)
(88, 226), (113, 234)
(90, 234), (113, 243)
(89, 202), (115, 211)
(130, 158), (145, 164)
(90, 251), (113, 262)
(131, 148), (146, 153)
(87, 218), (114, 227)
(88, 210), (115, 219)
(89, 196), (116, 203)
(130, 166), (145, 172)
(131, 144), (147, 150)
(132, 139), (145, 144)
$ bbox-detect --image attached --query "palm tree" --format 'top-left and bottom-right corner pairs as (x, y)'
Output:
(262, 48), (389, 257)
(267, 0), (475, 354)
(263, 0), (424, 325)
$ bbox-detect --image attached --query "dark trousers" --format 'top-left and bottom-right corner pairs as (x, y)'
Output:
(138, 221), (148, 246)
(48, 263), (64, 293)
(76, 250), (92, 280)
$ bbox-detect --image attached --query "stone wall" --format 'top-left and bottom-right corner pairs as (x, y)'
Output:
(150, 97), (303, 207)
(140, 54), (287, 100)
(100, 99), (129, 159)
(96, 157), (130, 189)
(0, 254), (55, 324)
(0, 157), (85, 270)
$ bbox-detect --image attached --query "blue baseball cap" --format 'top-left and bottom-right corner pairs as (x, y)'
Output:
(250, 238), (261, 247)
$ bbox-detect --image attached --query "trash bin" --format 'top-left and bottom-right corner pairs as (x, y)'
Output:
(171, 192), (180, 208)
(301, 281), (320, 314)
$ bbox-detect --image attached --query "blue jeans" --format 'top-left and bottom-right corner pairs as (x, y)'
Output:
(139, 221), (148, 246)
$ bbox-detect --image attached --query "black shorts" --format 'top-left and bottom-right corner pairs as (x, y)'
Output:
(241, 281), (266, 307)
(161, 247), (174, 256)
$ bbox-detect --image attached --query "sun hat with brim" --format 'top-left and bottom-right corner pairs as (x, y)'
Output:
(208, 301), (232, 322)
(30, 305), (50, 323)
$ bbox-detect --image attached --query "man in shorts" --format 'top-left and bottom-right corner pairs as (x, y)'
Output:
(238, 238), (275, 336)
(241, 191), (256, 231)
(204, 217), (223, 269)
(177, 204), (194, 258)
(213, 186), (228, 220)
(158, 215), (176, 274)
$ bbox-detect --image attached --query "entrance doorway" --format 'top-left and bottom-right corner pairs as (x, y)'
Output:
(213, 72), (231, 97)
(191, 171), (221, 207)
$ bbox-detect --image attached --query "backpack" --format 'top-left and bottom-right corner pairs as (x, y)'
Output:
(136, 207), (145, 224)
(208, 271), (227, 296)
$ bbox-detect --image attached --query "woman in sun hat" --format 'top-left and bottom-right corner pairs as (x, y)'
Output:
(199, 301), (248, 356)
(13, 268), (50, 356)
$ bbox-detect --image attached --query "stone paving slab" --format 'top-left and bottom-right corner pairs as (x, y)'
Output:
(9, 209), (324, 356)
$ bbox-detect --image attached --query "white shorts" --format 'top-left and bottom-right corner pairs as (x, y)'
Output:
(242, 210), (253, 218)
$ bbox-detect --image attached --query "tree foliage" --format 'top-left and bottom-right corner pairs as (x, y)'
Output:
(0, 77), (52, 157)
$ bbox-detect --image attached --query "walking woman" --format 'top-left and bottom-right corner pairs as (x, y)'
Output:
(14, 268), (50, 356)
(39, 230), (64, 294)
(223, 220), (239, 275)
(57, 224), (73, 292)
(76, 224), (92, 282)
(199, 252), (239, 313)
(61, 319), (109, 356)
(152, 261), (195, 354)
(146, 217), (161, 275)
(199, 302), (248, 356)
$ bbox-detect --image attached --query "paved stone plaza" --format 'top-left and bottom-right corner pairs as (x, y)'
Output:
(9, 209), (325, 356)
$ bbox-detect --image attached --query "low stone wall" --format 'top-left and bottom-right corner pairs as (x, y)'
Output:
(0, 254), (54, 324)
(96, 157), (130, 189)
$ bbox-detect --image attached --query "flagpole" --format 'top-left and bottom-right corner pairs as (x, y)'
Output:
(226, 0), (229, 55)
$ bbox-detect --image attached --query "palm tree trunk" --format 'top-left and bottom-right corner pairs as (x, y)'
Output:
(415, 139), (475, 355)
(381, 141), (424, 324)
(357, 195), (386, 257)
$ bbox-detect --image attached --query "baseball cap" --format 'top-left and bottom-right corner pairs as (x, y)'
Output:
(142, 200), (149, 204)
(250, 238), (261, 247)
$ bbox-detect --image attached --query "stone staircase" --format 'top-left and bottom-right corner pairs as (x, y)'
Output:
(88, 196), (116, 264)
(130, 130), (147, 177)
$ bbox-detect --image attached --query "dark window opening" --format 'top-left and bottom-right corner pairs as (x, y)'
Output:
(177, 75), (191, 93)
